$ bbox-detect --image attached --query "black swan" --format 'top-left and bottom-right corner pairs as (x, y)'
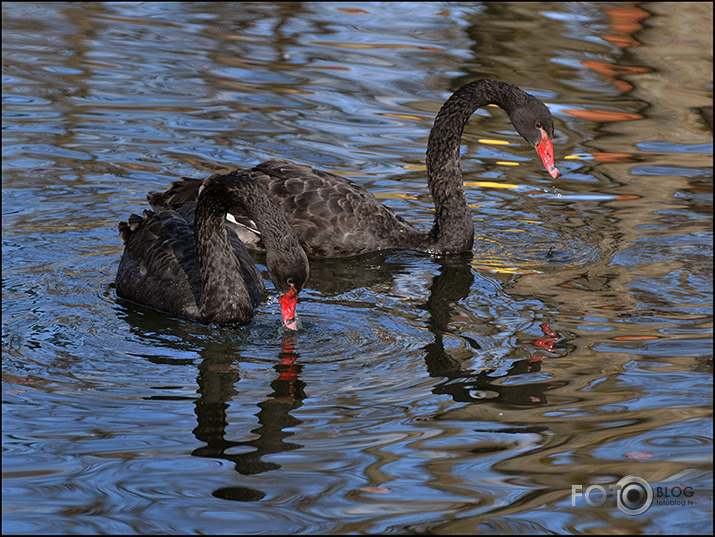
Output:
(149, 79), (558, 258)
(116, 170), (310, 329)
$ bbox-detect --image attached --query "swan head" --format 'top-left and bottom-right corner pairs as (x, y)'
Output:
(508, 94), (559, 179)
(267, 235), (309, 330)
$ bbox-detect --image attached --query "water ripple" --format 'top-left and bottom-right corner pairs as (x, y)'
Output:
(3, 1), (712, 535)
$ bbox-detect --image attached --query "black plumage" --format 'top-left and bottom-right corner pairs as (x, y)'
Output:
(116, 170), (309, 328)
(148, 80), (558, 259)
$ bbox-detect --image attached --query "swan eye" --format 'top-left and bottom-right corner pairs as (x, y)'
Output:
(535, 122), (543, 129)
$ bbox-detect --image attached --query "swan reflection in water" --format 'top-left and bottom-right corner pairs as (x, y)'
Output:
(116, 251), (569, 502)
(191, 337), (305, 478)
(419, 255), (567, 406)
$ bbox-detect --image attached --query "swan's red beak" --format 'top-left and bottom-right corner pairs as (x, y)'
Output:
(535, 128), (559, 179)
(279, 284), (299, 330)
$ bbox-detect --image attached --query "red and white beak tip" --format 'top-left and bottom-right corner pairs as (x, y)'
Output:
(535, 128), (559, 179)
(279, 285), (299, 331)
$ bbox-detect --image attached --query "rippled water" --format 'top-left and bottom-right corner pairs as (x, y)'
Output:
(3, 2), (712, 534)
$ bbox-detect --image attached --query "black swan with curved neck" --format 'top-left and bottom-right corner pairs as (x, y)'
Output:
(116, 170), (309, 329)
(150, 79), (558, 258)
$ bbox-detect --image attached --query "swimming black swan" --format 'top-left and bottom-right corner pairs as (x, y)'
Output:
(149, 79), (558, 258)
(116, 169), (309, 329)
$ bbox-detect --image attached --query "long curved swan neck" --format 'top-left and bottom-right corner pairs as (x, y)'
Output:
(424, 79), (525, 254)
(216, 170), (309, 297)
(194, 178), (253, 323)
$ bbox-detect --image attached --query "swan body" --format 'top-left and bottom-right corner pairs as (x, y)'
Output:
(116, 170), (309, 328)
(149, 79), (558, 258)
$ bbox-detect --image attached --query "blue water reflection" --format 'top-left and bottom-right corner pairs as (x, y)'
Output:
(3, 1), (712, 534)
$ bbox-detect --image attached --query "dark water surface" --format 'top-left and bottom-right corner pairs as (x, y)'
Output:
(3, 2), (712, 534)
